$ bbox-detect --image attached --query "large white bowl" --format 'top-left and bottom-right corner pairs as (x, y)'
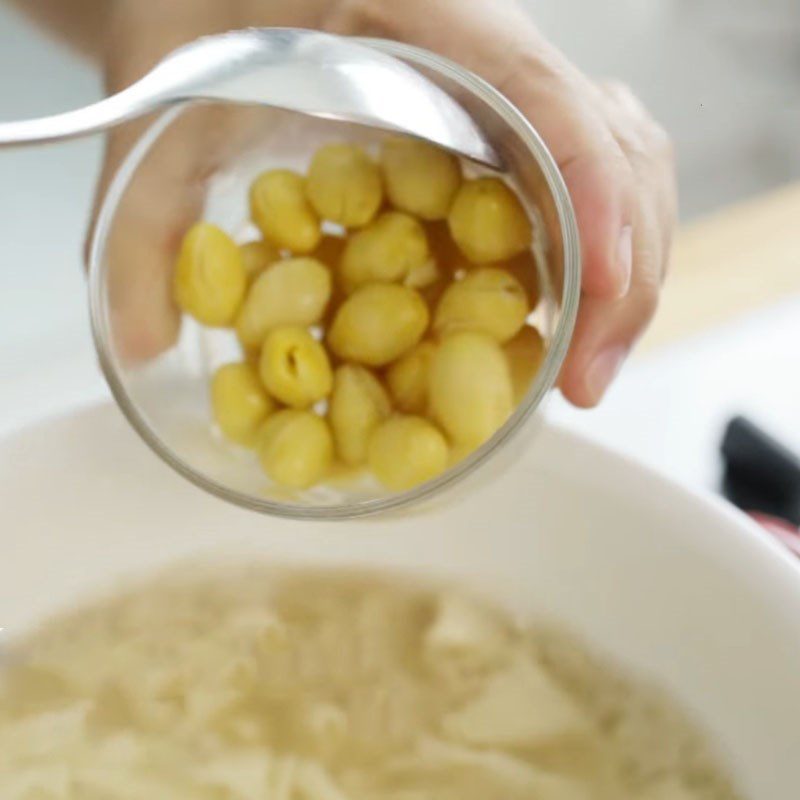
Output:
(2, 403), (799, 798)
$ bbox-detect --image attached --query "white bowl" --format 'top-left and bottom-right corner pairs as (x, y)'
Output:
(2, 403), (799, 797)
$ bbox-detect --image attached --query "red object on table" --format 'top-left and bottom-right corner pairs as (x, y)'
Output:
(749, 512), (800, 558)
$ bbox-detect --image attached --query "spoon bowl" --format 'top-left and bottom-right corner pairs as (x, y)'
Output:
(0, 28), (500, 168)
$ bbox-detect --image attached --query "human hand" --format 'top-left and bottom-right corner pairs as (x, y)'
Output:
(94, 0), (676, 407)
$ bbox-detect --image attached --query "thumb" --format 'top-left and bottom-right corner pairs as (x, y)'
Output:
(88, 111), (210, 362)
(88, 1), (240, 361)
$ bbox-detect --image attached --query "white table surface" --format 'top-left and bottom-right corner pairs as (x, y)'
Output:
(0, 6), (104, 433)
(1, 5), (798, 497)
(547, 297), (800, 490)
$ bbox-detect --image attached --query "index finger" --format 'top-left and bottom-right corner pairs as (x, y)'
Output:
(499, 56), (638, 300)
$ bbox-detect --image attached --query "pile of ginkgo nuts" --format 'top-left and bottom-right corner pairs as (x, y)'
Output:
(173, 137), (545, 493)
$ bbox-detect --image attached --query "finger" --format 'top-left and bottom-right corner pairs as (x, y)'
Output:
(90, 1), (245, 362)
(92, 112), (208, 362)
(556, 83), (676, 405)
(500, 62), (638, 300)
(91, 103), (267, 363)
(558, 260), (661, 407)
(559, 169), (666, 407)
(598, 80), (678, 263)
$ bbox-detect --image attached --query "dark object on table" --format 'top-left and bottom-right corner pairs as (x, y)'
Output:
(721, 416), (800, 527)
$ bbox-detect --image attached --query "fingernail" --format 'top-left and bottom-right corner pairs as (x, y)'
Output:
(615, 225), (633, 297)
(586, 345), (627, 402)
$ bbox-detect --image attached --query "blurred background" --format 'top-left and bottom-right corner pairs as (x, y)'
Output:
(0, 1), (798, 495)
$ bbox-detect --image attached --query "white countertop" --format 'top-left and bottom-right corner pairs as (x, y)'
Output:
(0, 7), (105, 434)
(1, 5), (798, 496)
(547, 298), (800, 490)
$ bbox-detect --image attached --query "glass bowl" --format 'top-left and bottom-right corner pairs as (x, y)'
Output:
(88, 38), (580, 520)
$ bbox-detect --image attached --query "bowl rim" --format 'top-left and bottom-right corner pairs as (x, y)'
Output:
(88, 36), (581, 520)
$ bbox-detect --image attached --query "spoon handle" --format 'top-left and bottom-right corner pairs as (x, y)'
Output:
(0, 28), (501, 167)
(0, 84), (165, 148)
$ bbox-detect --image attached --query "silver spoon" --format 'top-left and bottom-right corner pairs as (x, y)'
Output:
(0, 27), (500, 168)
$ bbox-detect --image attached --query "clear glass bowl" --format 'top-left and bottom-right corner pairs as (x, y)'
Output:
(88, 39), (580, 519)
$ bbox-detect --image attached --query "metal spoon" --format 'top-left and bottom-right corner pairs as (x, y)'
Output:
(0, 27), (500, 167)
